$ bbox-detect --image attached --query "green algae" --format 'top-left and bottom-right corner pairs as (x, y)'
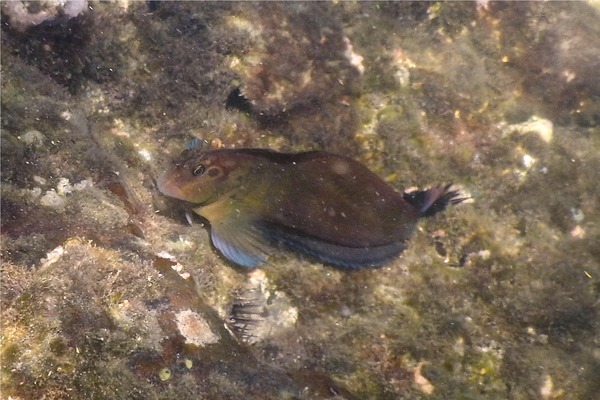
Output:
(2, 1), (599, 399)
(158, 367), (172, 381)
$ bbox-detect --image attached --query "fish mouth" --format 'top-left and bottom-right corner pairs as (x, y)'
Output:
(156, 171), (189, 201)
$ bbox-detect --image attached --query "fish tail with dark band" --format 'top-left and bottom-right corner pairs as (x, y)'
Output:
(403, 184), (469, 218)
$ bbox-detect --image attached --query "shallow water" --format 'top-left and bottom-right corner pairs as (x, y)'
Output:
(1, 2), (599, 399)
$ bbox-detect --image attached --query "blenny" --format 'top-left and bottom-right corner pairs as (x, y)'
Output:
(157, 144), (466, 269)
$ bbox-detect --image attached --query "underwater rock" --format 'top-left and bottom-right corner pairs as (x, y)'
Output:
(225, 3), (360, 117)
(1, 240), (359, 399)
(2, 0), (88, 32)
(489, 1), (600, 126)
(222, 2), (363, 152)
(2, 2), (600, 399)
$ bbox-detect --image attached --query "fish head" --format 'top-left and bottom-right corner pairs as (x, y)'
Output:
(157, 149), (251, 205)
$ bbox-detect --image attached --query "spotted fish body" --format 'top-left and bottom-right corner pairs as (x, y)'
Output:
(157, 148), (465, 268)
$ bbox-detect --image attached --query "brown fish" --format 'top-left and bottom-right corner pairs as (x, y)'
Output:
(157, 147), (466, 268)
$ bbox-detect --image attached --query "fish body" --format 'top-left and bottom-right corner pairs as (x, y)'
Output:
(157, 148), (465, 268)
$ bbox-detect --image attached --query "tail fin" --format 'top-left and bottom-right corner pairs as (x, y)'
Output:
(403, 184), (469, 217)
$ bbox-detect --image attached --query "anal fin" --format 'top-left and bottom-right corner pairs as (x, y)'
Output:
(255, 221), (405, 269)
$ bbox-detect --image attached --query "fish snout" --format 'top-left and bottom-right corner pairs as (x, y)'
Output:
(156, 171), (189, 201)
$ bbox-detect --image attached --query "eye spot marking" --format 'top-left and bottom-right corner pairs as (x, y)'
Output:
(207, 167), (221, 177)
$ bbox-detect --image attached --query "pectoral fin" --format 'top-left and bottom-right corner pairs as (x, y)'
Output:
(209, 219), (274, 268)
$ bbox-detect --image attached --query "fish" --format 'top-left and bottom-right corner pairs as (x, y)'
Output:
(157, 145), (467, 269)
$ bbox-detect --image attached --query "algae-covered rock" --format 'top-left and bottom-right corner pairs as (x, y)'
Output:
(220, 2), (364, 153)
(2, 1), (599, 399)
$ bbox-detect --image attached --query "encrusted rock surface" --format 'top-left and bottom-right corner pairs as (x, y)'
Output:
(2, 2), (599, 399)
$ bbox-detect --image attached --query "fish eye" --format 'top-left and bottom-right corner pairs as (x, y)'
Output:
(192, 164), (206, 176)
